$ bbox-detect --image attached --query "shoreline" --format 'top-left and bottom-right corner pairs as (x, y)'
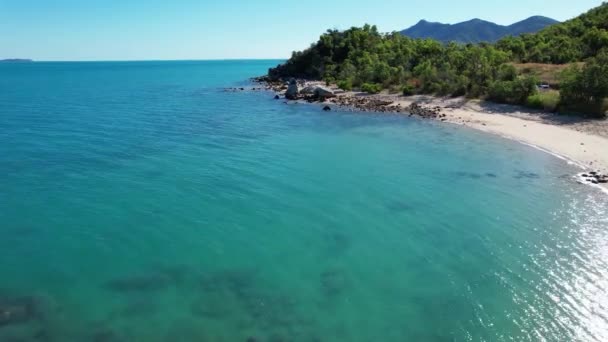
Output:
(252, 78), (608, 191)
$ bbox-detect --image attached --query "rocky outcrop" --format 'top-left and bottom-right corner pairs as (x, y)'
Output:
(405, 103), (442, 118)
(252, 77), (443, 118)
(579, 171), (608, 184)
(314, 87), (336, 100)
(285, 79), (299, 100)
(300, 86), (317, 95)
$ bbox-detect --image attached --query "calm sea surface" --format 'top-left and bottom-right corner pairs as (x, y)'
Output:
(1, 60), (607, 341)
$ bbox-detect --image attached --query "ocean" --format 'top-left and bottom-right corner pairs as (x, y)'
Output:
(1, 60), (607, 341)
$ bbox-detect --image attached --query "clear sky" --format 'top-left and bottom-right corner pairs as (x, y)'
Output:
(0, 0), (604, 61)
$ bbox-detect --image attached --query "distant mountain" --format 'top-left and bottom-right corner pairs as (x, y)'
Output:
(400, 16), (559, 43)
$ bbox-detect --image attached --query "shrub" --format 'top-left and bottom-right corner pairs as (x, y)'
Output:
(402, 84), (416, 96)
(498, 64), (517, 81)
(337, 79), (353, 91)
(526, 91), (560, 112)
(526, 94), (544, 109)
(488, 76), (538, 105)
(559, 51), (608, 117)
(361, 83), (382, 94)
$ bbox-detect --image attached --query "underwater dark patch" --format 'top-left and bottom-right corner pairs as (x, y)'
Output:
(324, 232), (352, 256)
(104, 273), (172, 293)
(0, 294), (51, 327)
(385, 200), (415, 213)
(453, 171), (484, 180)
(190, 296), (233, 319)
(514, 170), (541, 179)
(320, 269), (349, 297)
(91, 328), (127, 342)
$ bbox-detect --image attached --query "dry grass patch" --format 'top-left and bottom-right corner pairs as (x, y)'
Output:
(512, 63), (584, 88)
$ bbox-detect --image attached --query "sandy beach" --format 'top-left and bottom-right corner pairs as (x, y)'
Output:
(358, 92), (608, 190)
(260, 79), (608, 189)
(387, 95), (608, 173)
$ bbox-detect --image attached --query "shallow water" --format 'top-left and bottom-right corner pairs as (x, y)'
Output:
(1, 60), (607, 341)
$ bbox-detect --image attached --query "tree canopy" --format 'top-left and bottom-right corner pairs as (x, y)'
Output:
(269, 3), (608, 117)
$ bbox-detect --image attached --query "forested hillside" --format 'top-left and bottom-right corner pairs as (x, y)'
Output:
(269, 3), (608, 117)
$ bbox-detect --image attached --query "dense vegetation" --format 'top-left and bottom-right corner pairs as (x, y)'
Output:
(269, 3), (608, 117)
(401, 16), (558, 44)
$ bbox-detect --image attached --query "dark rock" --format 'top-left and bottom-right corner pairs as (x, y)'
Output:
(300, 86), (317, 95)
(285, 79), (299, 100)
(323, 106), (331, 111)
(314, 86), (336, 100)
(274, 95), (280, 100)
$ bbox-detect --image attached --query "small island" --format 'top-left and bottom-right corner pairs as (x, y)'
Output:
(0, 58), (33, 63)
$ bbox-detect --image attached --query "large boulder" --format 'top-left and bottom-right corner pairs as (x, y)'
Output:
(300, 86), (317, 95)
(314, 87), (336, 100)
(285, 79), (299, 100)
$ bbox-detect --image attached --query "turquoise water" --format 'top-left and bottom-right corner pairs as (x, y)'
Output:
(1, 60), (607, 341)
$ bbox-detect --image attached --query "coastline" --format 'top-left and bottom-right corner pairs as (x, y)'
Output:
(255, 79), (608, 190)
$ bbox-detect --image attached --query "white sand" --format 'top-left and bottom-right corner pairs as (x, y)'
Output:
(318, 84), (608, 189)
(388, 96), (608, 174)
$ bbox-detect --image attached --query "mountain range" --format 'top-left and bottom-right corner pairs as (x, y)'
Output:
(400, 16), (559, 43)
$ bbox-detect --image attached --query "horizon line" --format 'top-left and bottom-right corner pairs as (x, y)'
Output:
(2, 58), (288, 63)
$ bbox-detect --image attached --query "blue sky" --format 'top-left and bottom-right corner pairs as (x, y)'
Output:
(0, 0), (604, 61)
